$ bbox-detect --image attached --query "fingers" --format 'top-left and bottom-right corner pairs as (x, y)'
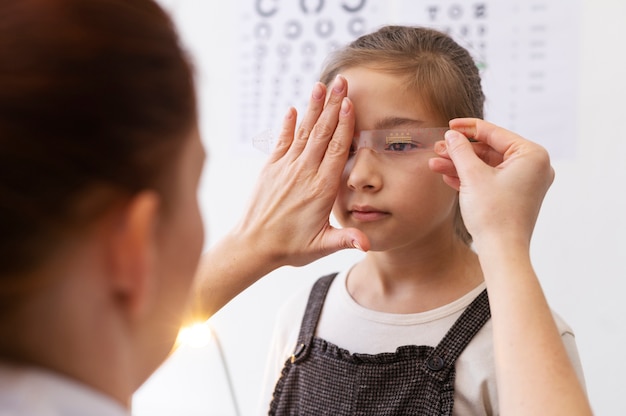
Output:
(437, 129), (487, 183)
(238, 75), (362, 268)
(269, 107), (298, 160)
(279, 82), (327, 156)
(303, 75), (351, 164)
(319, 226), (371, 255)
(449, 118), (520, 156)
(278, 75), (350, 164)
(317, 96), (354, 180)
(430, 118), (556, 252)
(430, 129), (504, 191)
(449, 117), (554, 180)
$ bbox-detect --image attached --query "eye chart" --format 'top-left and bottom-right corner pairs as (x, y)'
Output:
(235, 0), (581, 158)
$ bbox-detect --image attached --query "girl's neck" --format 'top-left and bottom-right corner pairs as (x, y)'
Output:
(346, 241), (484, 314)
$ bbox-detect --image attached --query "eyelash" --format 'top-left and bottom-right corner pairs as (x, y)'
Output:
(384, 141), (422, 152)
(349, 140), (425, 155)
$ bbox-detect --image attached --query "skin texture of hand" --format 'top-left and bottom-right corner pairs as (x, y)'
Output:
(236, 75), (370, 266)
(188, 75), (370, 321)
(430, 118), (593, 416)
(429, 118), (555, 253)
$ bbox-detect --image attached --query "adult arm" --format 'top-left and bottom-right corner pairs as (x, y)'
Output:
(429, 118), (593, 416)
(189, 76), (369, 321)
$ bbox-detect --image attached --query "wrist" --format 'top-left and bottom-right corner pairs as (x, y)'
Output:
(472, 232), (533, 274)
(228, 220), (288, 272)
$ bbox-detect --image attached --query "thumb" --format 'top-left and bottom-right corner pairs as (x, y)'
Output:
(322, 227), (370, 255)
(444, 129), (484, 180)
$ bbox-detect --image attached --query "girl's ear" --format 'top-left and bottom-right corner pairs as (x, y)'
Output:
(106, 191), (161, 322)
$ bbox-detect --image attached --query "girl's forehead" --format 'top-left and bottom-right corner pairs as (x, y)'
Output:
(350, 101), (443, 133)
(342, 67), (441, 130)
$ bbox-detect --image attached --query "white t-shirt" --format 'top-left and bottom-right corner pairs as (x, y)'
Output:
(258, 268), (586, 415)
(0, 362), (129, 416)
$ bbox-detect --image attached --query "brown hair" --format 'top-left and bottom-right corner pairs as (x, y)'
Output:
(320, 25), (485, 244)
(0, 0), (196, 294)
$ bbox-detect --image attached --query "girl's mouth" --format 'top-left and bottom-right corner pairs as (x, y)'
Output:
(350, 207), (389, 222)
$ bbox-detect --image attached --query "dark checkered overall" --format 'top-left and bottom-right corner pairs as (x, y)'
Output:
(269, 273), (491, 415)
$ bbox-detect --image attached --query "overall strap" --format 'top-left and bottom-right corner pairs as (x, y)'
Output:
(290, 273), (337, 364)
(425, 289), (491, 378)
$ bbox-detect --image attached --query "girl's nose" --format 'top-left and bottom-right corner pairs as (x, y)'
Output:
(346, 148), (383, 192)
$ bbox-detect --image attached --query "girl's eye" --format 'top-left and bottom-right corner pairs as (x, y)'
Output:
(385, 141), (422, 152)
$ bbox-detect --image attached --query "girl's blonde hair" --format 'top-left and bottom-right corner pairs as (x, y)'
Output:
(320, 25), (485, 245)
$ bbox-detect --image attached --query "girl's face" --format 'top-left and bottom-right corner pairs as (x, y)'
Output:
(332, 67), (458, 252)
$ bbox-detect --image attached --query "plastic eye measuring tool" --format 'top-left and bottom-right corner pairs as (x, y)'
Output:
(353, 128), (449, 155)
(252, 129), (277, 154)
(250, 127), (478, 154)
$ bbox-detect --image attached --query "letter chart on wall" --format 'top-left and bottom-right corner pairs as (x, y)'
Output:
(235, 0), (581, 158)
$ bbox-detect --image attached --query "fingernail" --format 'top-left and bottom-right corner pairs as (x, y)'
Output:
(311, 82), (324, 100)
(434, 141), (447, 153)
(284, 106), (295, 120)
(352, 240), (362, 251)
(444, 129), (458, 144)
(332, 74), (345, 93)
(340, 97), (350, 114)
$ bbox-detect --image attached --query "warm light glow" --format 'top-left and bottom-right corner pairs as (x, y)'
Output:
(176, 321), (213, 348)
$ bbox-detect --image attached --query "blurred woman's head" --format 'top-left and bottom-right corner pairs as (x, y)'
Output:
(0, 0), (197, 298)
(0, 0), (205, 394)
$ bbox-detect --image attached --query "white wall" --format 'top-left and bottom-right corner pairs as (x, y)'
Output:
(134, 1), (626, 415)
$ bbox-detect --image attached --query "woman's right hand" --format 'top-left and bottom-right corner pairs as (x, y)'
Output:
(429, 118), (555, 251)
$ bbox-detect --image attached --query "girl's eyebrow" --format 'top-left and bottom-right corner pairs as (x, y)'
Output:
(372, 117), (426, 130)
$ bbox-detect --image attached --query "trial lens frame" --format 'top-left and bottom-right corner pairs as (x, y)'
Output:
(253, 127), (452, 154)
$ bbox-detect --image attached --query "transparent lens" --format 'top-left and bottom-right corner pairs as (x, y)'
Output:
(252, 129), (276, 154)
(252, 127), (449, 155)
(353, 128), (448, 155)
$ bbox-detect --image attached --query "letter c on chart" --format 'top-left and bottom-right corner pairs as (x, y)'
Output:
(342, 0), (366, 13)
(300, 0), (324, 14)
(255, 0), (278, 17)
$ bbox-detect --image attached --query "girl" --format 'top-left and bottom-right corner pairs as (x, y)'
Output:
(260, 25), (587, 415)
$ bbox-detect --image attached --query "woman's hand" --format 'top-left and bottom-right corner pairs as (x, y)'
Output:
(429, 118), (555, 251)
(191, 76), (369, 319)
(430, 119), (592, 416)
(234, 75), (370, 267)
